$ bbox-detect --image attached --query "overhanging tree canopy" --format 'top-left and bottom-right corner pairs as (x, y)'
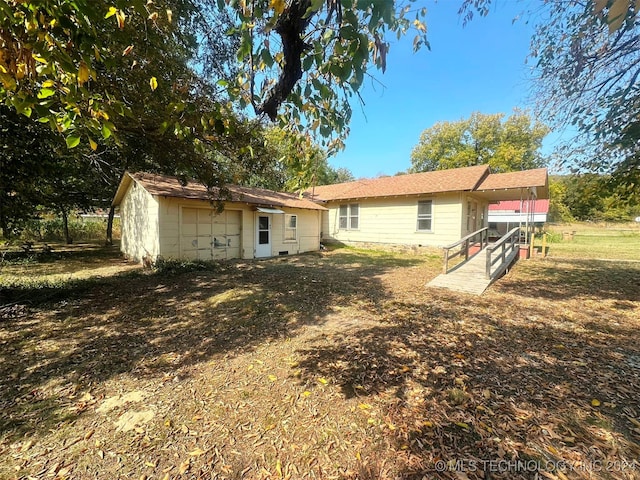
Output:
(460, 0), (640, 187)
(0, 0), (429, 156)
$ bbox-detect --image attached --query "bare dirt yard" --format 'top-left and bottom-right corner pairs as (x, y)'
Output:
(1, 238), (639, 479)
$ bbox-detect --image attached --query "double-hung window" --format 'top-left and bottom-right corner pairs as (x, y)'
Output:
(417, 200), (433, 232)
(339, 204), (359, 230)
(284, 214), (297, 241)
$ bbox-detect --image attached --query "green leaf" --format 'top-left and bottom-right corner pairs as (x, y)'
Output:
(101, 123), (112, 139)
(66, 134), (81, 148)
(303, 0), (324, 18)
(261, 48), (274, 67)
(37, 88), (56, 99)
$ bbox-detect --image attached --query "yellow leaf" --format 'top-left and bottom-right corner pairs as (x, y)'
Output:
(456, 422), (470, 429)
(105, 6), (118, 18)
(318, 377), (328, 385)
(302, 390), (311, 397)
(189, 447), (205, 457)
(166, 9), (172, 23)
(144, 461), (157, 468)
(164, 419), (172, 427)
(423, 421), (433, 428)
(179, 459), (190, 474)
(89, 138), (97, 151)
(358, 403), (372, 410)
(355, 451), (361, 461)
(149, 76), (158, 91)
(268, 374), (277, 382)
(148, 12), (158, 21)
(591, 399), (601, 407)
(275, 459), (282, 477)
(270, 0), (285, 14)
(42, 79), (54, 88)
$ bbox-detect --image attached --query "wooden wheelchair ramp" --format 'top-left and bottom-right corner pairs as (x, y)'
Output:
(427, 227), (521, 295)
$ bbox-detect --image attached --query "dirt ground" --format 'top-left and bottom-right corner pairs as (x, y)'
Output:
(1, 245), (639, 479)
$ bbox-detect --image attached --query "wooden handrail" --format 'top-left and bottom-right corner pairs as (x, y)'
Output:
(485, 227), (520, 279)
(442, 227), (489, 274)
(442, 226), (489, 250)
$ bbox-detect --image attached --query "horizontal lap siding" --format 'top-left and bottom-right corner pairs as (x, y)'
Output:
(322, 194), (464, 247)
(261, 208), (321, 256)
(120, 182), (160, 262)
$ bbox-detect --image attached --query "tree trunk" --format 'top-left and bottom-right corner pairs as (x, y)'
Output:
(62, 209), (72, 244)
(105, 205), (115, 246)
(0, 204), (8, 240)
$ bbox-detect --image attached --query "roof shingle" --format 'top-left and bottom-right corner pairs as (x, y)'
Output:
(116, 172), (326, 211)
(476, 168), (548, 191)
(308, 165), (490, 201)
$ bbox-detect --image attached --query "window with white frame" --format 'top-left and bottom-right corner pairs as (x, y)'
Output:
(417, 200), (433, 231)
(339, 204), (359, 230)
(284, 214), (297, 241)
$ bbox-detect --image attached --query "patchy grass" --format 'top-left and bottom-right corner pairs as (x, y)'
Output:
(544, 223), (640, 261)
(1, 243), (639, 479)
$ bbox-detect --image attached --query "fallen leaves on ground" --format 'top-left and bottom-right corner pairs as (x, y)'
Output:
(0, 247), (639, 479)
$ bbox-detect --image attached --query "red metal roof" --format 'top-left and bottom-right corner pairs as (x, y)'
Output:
(488, 199), (550, 213)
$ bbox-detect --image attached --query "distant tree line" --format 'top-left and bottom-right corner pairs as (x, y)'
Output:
(548, 175), (640, 223)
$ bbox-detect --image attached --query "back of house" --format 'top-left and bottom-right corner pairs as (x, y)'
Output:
(307, 165), (549, 249)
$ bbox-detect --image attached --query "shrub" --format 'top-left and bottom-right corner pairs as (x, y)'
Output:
(19, 217), (120, 242)
(152, 257), (221, 275)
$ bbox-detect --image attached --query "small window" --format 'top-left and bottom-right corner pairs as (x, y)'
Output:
(417, 200), (433, 231)
(339, 205), (348, 229)
(284, 214), (297, 241)
(338, 204), (359, 230)
(349, 203), (359, 229)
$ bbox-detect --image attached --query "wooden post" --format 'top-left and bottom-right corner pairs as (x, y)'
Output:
(443, 249), (449, 274)
(529, 233), (535, 258)
(542, 233), (547, 258)
(465, 239), (469, 260)
(486, 247), (492, 279)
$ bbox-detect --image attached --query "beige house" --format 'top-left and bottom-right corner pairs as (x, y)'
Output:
(112, 172), (326, 262)
(307, 165), (548, 248)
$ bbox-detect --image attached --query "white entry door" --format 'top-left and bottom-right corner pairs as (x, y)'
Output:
(255, 215), (271, 258)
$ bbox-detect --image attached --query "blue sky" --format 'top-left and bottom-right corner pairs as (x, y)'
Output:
(329, 0), (556, 178)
